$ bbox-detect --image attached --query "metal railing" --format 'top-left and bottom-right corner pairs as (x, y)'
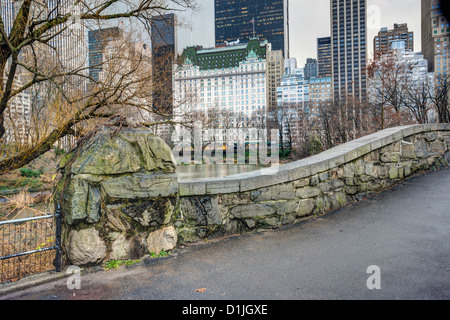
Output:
(0, 205), (62, 284)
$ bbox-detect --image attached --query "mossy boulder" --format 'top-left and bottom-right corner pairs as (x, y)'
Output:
(56, 125), (179, 266)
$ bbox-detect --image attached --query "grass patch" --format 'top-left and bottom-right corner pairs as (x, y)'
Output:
(150, 249), (170, 258)
(103, 259), (141, 271)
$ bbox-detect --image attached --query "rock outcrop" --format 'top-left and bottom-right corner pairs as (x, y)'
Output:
(56, 126), (178, 266)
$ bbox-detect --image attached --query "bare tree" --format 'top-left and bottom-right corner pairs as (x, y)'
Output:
(0, 0), (197, 175)
(367, 50), (411, 129)
(430, 74), (450, 123)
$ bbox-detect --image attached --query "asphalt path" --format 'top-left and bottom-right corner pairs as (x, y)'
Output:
(1, 168), (449, 301)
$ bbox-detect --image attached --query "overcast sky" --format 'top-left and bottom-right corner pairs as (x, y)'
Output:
(176, 0), (422, 64)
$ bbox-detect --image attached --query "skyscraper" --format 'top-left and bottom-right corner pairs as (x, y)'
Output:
(88, 27), (123, 83)
(0, 0), (20, 36)
(331, 0), (367, 103)
(304, 58), (318, 80)
(215, 0), (289, 57)
(374, 23), (414, 59)
(421, 0), (450, 75)
(47, 0), (88, 92)
(151, 13), (177, 116)
(317, 37), (332, 77)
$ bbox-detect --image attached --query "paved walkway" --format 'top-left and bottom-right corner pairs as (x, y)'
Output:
(1, 168), (449, 300)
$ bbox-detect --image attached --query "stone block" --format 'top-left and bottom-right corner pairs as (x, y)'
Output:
(297, 199), (316, 217)
(257, 217), (282, 229)
(389, 164), (399, 180)
(380, 134), (395, 148)
(314, 196), (331, 214)
(355, 159), (365, 176)
(328, 154), (346, 169)
(401, 144), (416, 159)
(414, 141), (429, 158)
(288, 164), (312, 181)
(240, 169), (290, 192)
(425, 132), (438, 142)
(310, 160), (330, 175)
(345, 186), (358, 195)
(330, 191), (348, 209)
(356, 144), (372, 157)
(180, 197), (224, 226)
(101, 173), (178, 199)
(430, 141), (446, 154)
(344, 149), (359, 162)
(296, 186), (321, 199)
(293, 178), (310, 188)
(147, 227), (178, 254)
(179, 181), (206, 196)
(268, 201), (299, 215)
(62, 177), (90, 226)
(67, 228), (107, 266)
(343, 163), (355, 178)
(365, 163), (378, 178)
(230, 203), (276, 219)
(377, 165), (389, 179)
(370, 139), (383, 151)
(318, 172), (330, 181)
(252, 183), (296, 201)
(319, 179), (345, 194)
(380, 152), (400, 163)
(206, 179), (240, 194)
(110, 235), (145, 261)
(121, 199), (175, 227)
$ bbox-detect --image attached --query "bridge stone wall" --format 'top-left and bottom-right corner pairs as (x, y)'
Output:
(176, 124), (450, 244)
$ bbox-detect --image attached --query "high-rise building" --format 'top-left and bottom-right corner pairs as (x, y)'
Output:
(215, 0), (289, 57)
(47, 0), (88, 91)
(151, 14), (177, 117)
(276, 67), (310, 143)
(309, 76), (333, 121)
(421, 0), (450, 76)
(266, 50), (284, 114)
(317, 37), (332, 77)
(331, 0), (367, 103)
(374, 23), (414, 58)
(174, 39), (273, 129)
(304, 58), (318, 80)
(0, 0), (20, 36)
(88, 27), (123, 83)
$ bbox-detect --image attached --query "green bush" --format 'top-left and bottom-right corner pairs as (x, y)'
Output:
(19, 168), (43, 178)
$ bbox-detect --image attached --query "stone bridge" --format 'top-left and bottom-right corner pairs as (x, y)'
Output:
(57, 124), (450, 266)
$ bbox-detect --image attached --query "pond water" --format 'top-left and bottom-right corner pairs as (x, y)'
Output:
(176, 164), (263, 180)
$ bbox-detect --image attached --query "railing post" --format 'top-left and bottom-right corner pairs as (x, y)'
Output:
(54, 204), (62, 272)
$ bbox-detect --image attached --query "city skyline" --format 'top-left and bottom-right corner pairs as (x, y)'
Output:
(177, 0), (422, 63)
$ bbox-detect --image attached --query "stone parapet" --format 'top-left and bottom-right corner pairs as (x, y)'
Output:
(177, 124), (450, 244)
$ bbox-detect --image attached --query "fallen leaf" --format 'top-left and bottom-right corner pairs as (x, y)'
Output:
(195, 288), (207, 293)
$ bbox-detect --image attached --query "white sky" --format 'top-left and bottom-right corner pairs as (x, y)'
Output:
(176, 0), (422, 64)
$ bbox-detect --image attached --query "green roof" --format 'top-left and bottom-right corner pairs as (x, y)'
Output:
(181, 39), (267, 71)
